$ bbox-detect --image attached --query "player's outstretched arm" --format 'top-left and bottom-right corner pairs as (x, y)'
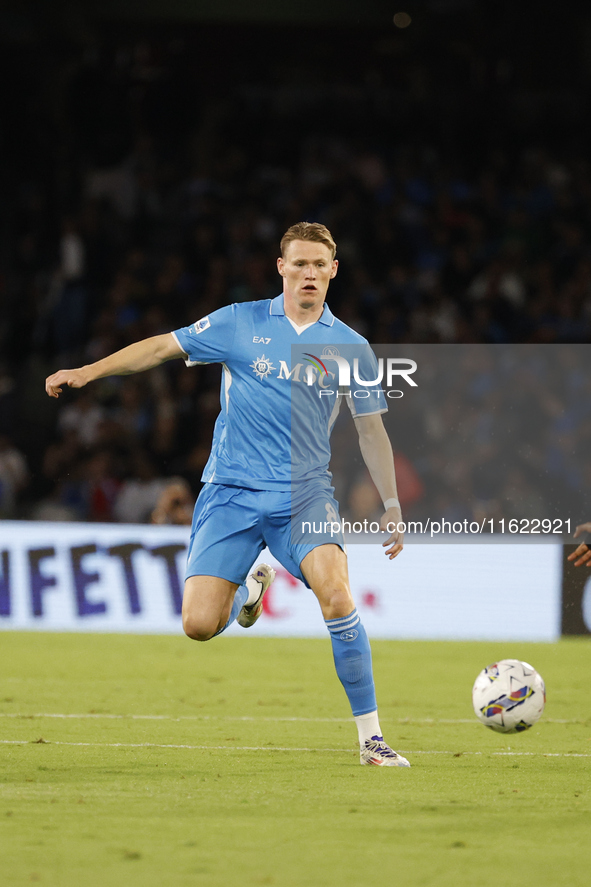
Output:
(45, 334), (185, 398)
(567, 522), (591, 567)
(353, 413), (403, 560)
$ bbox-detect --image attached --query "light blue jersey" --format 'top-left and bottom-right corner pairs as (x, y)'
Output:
(172, 294), (386, 492)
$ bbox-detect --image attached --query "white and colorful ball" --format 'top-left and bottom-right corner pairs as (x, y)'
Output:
(472, 659), (546, 733)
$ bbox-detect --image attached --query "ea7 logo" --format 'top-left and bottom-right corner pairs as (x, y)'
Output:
(253, 336), (271, 344)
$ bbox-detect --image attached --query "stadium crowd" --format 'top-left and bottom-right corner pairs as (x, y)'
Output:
(2, 23), (591, 524)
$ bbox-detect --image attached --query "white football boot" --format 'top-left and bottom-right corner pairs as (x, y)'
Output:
(237, 564), (276, 628)
(360, 736), (411, 767)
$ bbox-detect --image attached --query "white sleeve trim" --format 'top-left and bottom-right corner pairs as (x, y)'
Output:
(171, 330), (210, 367)
(347, 403), (388, 418)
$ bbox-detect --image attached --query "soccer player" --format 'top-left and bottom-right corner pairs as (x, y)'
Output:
(45, 222), (409, 767)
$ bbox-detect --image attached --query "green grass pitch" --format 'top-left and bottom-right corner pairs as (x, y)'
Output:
(1, 632), (590, 886)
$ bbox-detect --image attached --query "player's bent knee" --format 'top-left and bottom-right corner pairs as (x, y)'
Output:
(182, 613), (216, 642)
(317, 586), (355, 620)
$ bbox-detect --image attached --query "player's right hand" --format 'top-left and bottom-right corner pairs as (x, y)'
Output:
(45, 368), (88, 398)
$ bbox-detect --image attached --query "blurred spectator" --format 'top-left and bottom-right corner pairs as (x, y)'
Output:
(345, 471), (383, 524)
(85, 450), (121, 522)
(57, 390), (106, 449)
(0, 366), (17, 437)
(151, 479), (194, 526)
(114, 452), (173, 524)
(0, 435), (29, 517)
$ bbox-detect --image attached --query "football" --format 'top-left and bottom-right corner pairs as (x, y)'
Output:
(472, 659), (546, 733)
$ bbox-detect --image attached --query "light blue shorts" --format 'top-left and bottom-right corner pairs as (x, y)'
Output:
(185, 483), (344, 586)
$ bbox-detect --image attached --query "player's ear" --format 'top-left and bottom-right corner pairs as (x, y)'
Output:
(277, 256), (285, 277)
(330, 259), (338, 279)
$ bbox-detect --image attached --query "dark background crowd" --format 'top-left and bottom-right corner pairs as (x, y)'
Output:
(1, 0), (591, 525)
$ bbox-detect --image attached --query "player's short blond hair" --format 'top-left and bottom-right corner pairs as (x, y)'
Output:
(280, 222), (337, 260)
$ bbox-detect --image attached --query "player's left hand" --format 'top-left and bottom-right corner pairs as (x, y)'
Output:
(381, 507), (403, 559)
(567, 523), (591, 566)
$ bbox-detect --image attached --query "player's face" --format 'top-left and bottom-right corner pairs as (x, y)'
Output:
(277, 240), (338, 310)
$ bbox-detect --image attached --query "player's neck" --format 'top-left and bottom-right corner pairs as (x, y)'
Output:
(283, 291), (325, 327)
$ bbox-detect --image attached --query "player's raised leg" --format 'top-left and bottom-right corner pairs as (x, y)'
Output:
(182, 564), (276, 640)
(301, 543), (410, 768)
(182, 575), (242, 641)
(181, 484), (274, 640)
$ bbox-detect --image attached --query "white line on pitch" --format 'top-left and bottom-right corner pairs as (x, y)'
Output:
(0, 740), (347, 752)
(0, 712), (581, 725)
(0, 712), (471, 724)
(1, 712), (350, 722)
(1, 740), (590, 758)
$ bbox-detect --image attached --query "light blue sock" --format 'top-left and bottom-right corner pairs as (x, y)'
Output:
(325, 609), (377, 716)
(213, 584), (249, 637)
